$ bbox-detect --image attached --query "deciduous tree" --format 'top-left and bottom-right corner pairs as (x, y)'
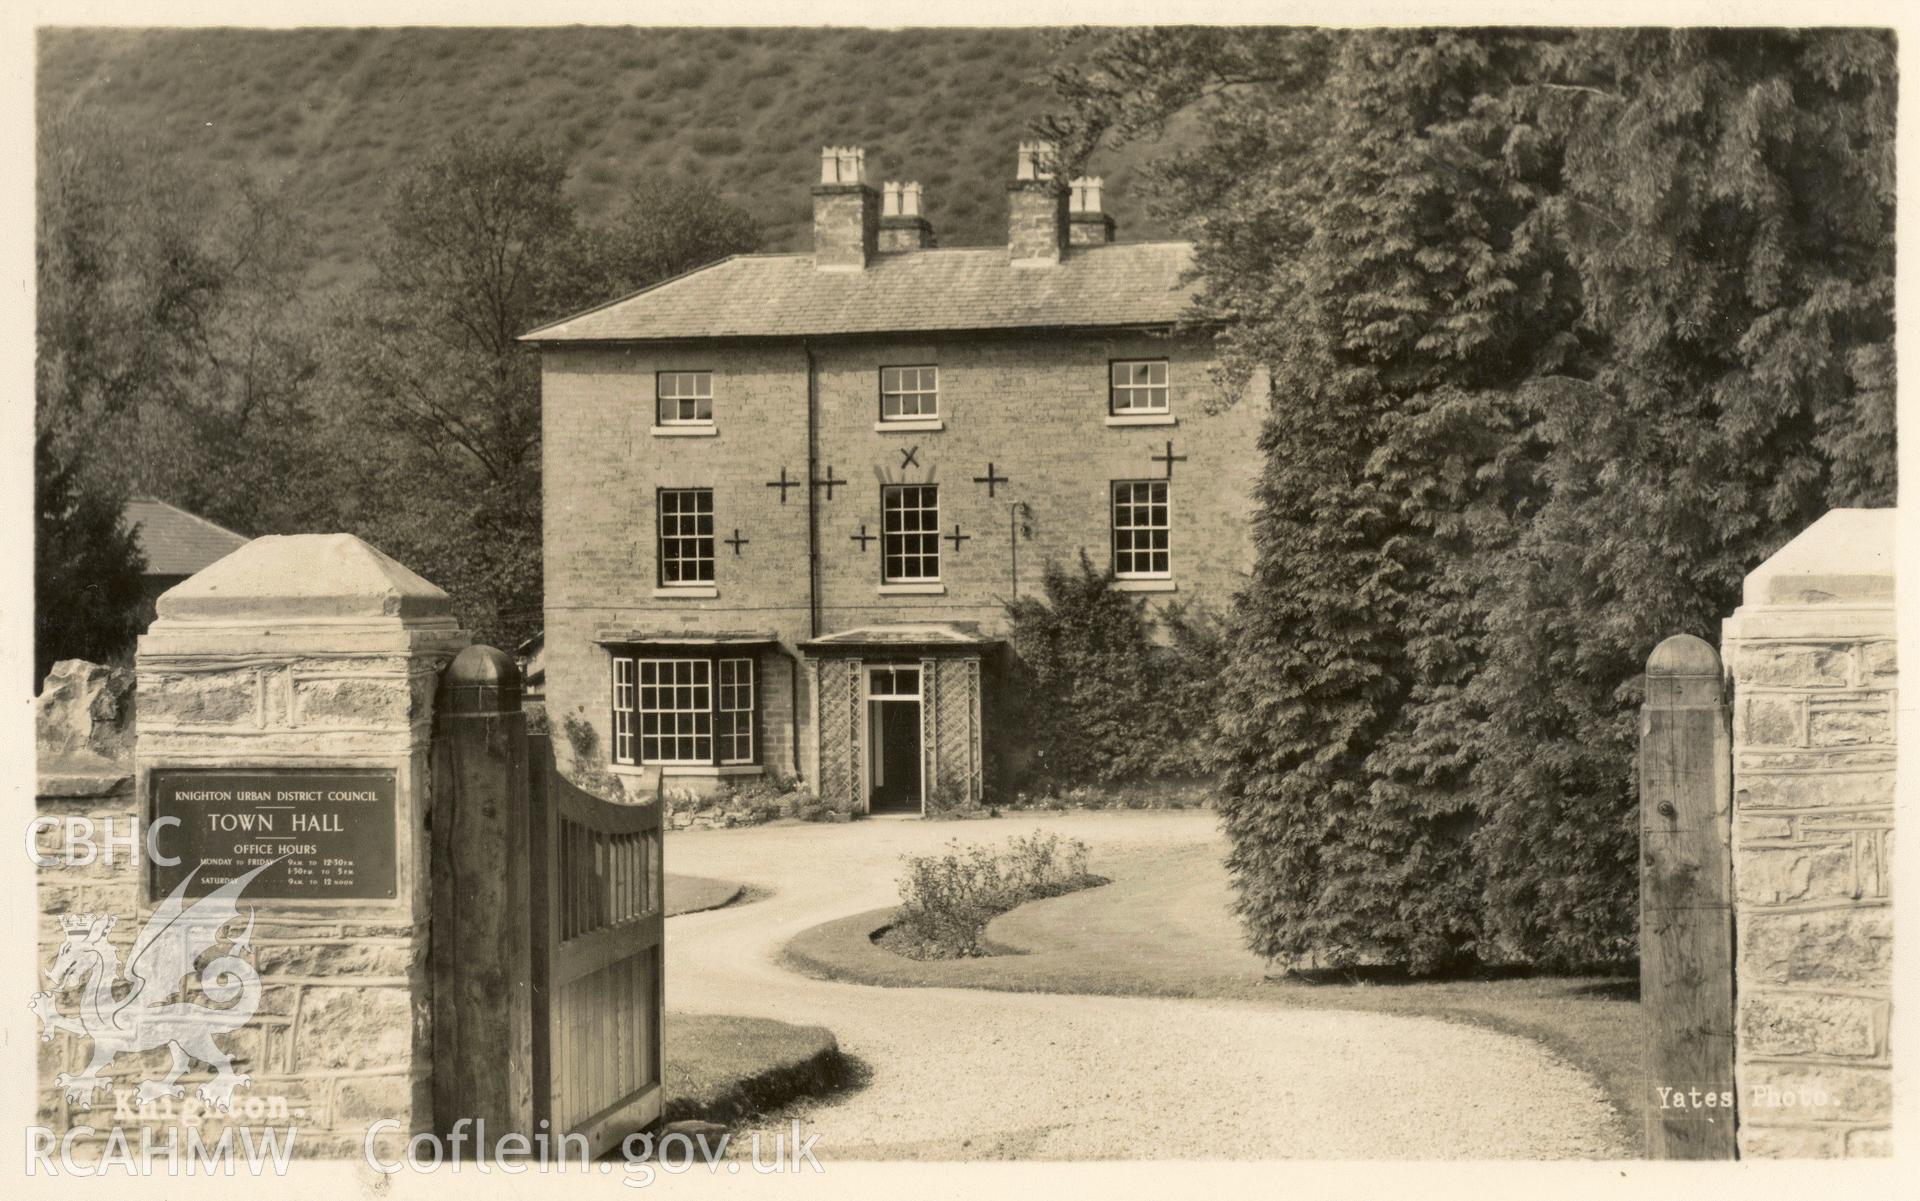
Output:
(34, 113), (233, 679)
(336, 136), (760, 648)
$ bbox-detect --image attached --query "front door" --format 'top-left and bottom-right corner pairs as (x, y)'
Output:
(867, 666), (922, 813)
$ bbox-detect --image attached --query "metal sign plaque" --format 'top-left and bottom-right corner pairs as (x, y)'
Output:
(148, 768), (398, 900)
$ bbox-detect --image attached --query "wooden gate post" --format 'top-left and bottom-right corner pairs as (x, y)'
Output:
(431, 645), (535, 1143)
(1640, 634), (1736, 1159)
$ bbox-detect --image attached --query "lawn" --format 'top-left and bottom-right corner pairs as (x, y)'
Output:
(661, 1014), (848, 1124)
(783, 840), (1644, 1152)
(664, 872), (744, 917)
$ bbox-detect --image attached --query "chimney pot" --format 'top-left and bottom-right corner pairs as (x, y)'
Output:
(1016, 140), (1059, 182)
(820, 145), (867, 185)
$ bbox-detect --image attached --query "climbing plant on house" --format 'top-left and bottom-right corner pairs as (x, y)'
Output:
(1004, 554), (1226, 791)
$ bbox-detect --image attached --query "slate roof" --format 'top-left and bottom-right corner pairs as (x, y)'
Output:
(124, 497), (251, 578)
(520, 242), (1202, 343)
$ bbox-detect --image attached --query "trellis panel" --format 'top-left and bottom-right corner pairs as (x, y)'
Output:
(813, 658), (863, 809)
(929, 657), (983, 803)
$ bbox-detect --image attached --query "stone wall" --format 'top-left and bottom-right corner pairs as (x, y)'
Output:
(1721, 508), (1894, 1157)
(35, 661), (141, 1146)
(34, 662), (419, 1160)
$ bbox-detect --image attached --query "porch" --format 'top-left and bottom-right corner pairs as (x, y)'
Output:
(800, 623), (996, 817)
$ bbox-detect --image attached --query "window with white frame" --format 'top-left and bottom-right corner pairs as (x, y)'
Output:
(880, 366), (939, 421)
(657, 488), (714, 585)
(716, 658), (755, 764)
(656, 371), (713, 425)
(1111, 479), (1171, 577)
(882, 484), (940, 582)
(609, 652), (758, 767)
(1110, 360), (1169, 415)
(612, 657), (636, 764)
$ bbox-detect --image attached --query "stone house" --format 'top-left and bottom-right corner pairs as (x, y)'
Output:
(524, 144), (1262, 814)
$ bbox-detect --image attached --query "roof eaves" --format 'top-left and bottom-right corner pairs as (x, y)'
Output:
(527, 316), (1219, 348)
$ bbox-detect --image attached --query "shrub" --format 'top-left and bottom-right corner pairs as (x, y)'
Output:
(689, 129), (743, 158)
(721, 773), (814, 823)
(1002, 553), (1227, 791)
(726, 772), (793, 807)
(657, 773), (848, 826)
(560, 711), (621, 799)
(890, 831), (1096, 958)
(664, 786), (716, 814)
(924, 777), (985, 821)
(790, 785), (858, 822)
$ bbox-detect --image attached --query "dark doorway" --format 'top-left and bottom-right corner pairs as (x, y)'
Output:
(870, 701), (922, 812)
(867, 665), (922, 814)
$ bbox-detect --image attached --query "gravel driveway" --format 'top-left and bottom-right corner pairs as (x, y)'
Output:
(664, 811), (1624, 1159)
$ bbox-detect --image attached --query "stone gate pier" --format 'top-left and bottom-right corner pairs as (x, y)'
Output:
(35, 534), (467, 1160)
(1722, 508), (1895, 1157)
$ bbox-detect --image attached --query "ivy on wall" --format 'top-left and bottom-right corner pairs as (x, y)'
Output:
(1002, 553), (1227, 793)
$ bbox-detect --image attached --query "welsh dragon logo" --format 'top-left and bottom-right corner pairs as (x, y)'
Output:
(32, 861), (271, 1111)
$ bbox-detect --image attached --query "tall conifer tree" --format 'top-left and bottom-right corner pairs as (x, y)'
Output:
(1047, 27), (1893, 970)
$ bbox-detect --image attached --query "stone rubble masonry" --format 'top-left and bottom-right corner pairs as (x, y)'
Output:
(539, 332), (1265, 799)
(879, 213), (936, 253)
(36, 535), (467, 1161)
(1721, 508), (1894, 1158)
(1069, 209), (1118, 246)
(1007, 179), (1068, 264)
(812, 183), (878, 271)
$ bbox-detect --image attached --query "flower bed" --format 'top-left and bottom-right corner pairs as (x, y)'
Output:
(880, 830), (1104, 959)
(665, 774), (857, 830)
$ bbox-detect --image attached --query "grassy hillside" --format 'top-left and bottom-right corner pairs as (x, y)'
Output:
(38, 26), (1174, 290)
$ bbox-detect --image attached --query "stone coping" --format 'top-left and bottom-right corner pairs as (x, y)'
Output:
(35, 771), (134, 799)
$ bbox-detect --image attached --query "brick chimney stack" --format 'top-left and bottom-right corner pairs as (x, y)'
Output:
(814, 146), (878, 270)
(879, 181), (935, 252)
(1068, 176), (1116, 245)
(1007, 141), (1068, 267)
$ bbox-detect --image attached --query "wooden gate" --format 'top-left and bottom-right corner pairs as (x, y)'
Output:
(531, 733), (664, 1151)
(432, 646), (663, 1159)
